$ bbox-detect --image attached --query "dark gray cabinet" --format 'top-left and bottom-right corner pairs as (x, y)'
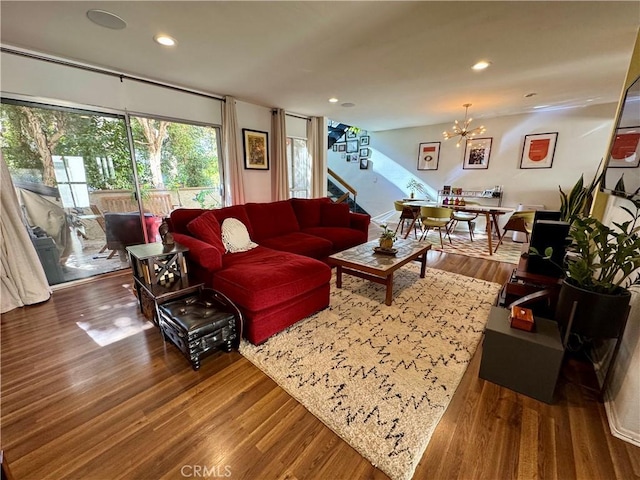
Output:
(479, 306), (564, 403)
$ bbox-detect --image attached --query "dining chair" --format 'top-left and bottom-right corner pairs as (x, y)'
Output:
(419, 206), (453, 248)
(393, 200), (420, 238)
(449, 201), (479, 241)
(494, 210), (536, 253)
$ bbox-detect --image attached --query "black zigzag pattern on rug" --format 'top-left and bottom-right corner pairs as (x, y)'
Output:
(241, 264), (501, 480)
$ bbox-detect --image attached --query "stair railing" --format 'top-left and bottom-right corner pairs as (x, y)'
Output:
(328, 168), (357, 208)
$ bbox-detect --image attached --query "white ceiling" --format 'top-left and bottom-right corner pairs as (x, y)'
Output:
(1, 1), (639, 131)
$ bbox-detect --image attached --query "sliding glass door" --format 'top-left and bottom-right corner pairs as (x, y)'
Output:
(129, 115), (223, 238)
(1, 100), (138, 284)
(1, 100), (223, 285)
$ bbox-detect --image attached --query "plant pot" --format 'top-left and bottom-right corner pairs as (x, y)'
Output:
(379, 237), (394, 250)
(555, 279), (631, 339)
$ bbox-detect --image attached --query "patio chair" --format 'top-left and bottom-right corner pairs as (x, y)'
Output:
(90, 204), (118, 259)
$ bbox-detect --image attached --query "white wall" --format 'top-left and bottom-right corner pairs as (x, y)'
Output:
(1, 51), (222, 125)
(0, 50), (307, 204)
(233, 105), (309, 203)
(329, 103), (617, 227)
(599, 194), (640, 446)
(235, 100), (273, 203)
(595, 29), (640, 448)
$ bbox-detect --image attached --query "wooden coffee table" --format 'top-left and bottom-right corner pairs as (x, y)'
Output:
(328, 239), (431, 305)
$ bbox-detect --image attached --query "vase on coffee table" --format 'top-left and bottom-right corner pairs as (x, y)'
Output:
(380, 237), (394, 250)
(379, 224), (396, 250)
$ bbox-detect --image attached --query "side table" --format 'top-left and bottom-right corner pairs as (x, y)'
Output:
(479, 306), (564, 404)
(126, 242), (203, 323)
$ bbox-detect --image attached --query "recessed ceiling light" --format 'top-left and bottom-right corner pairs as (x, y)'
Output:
(328, 98), (339, 103)
(472, 60), (491, 71)
(86, 9), (126, 30)
(533, 105), (550, 109)
(154, 35), (177, 47)
(341, 102), (355, 108)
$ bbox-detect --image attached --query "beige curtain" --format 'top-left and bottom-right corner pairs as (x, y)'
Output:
(308, 116), (327, 197)
(222, 96), (245, 205)
(1, 153), (51, 313)
(271, 108), (289, 201)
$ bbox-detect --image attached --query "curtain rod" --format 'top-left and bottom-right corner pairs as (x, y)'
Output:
(1, 46), (225, 102)
(285, 112), (310, 120)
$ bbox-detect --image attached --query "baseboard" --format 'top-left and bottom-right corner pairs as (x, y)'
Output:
(592, 340), (640, 447)
(603, 396), (640, 447)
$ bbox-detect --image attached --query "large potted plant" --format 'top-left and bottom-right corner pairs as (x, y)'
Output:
(534, 196), (640, 339)
(558, 169), (603, 221)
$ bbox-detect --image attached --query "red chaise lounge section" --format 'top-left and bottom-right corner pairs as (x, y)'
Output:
(167, 197), (369, 344)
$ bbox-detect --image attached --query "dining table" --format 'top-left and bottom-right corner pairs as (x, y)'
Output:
(402, 200), (515, 255)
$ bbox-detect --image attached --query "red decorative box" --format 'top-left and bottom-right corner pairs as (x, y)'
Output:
(510, 306), (535, 332)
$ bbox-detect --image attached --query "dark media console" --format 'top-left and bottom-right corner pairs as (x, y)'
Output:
(500, 251), (563, 317)
(527, 219), (570, 277)
(499, 210), (567, 316)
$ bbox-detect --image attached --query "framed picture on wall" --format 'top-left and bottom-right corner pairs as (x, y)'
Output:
(360, 136), (370, 146)
(336, 142), (346, 152)
(417, 142), (440, 170)
(359, 147), (370, 157)
(463, 137), (492, 170)
(360, 158), (369, 169)
(349, 153), (359, 163)
(608, 127), (640, 168)
(346, 129), (357, 139)
(332, 144), (338, 152)
(520, 132), (558, 169)
(242, 129), (269, 170)
(346, 140), (358, 153)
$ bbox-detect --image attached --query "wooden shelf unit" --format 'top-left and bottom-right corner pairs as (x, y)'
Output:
(437, 189), (503, 206)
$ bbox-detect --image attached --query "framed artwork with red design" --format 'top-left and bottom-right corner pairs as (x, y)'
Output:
(417, 142), (440, 170)
(520, 132), (558, 169)
(608, 127), (640, 168)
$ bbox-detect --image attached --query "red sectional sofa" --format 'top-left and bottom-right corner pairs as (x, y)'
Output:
(167, 197), (370, 344)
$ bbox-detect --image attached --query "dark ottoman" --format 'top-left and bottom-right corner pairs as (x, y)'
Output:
(158, 288), (243, 370)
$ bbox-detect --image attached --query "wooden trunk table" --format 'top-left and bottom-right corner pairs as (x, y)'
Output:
(327, 239), (431, 305)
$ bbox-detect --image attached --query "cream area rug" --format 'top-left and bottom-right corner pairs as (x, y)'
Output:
(377, 221), (523, 264)
(423, 229), (523, 264)
(240, 264), (501, 480)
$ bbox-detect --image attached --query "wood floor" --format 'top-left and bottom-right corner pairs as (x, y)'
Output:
(2, 251), (639, 480)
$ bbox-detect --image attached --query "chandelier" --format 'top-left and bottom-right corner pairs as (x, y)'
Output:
(443, 103), (486, 147)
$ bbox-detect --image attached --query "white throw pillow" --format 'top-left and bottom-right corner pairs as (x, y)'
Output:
(220, 217), (258, 253)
